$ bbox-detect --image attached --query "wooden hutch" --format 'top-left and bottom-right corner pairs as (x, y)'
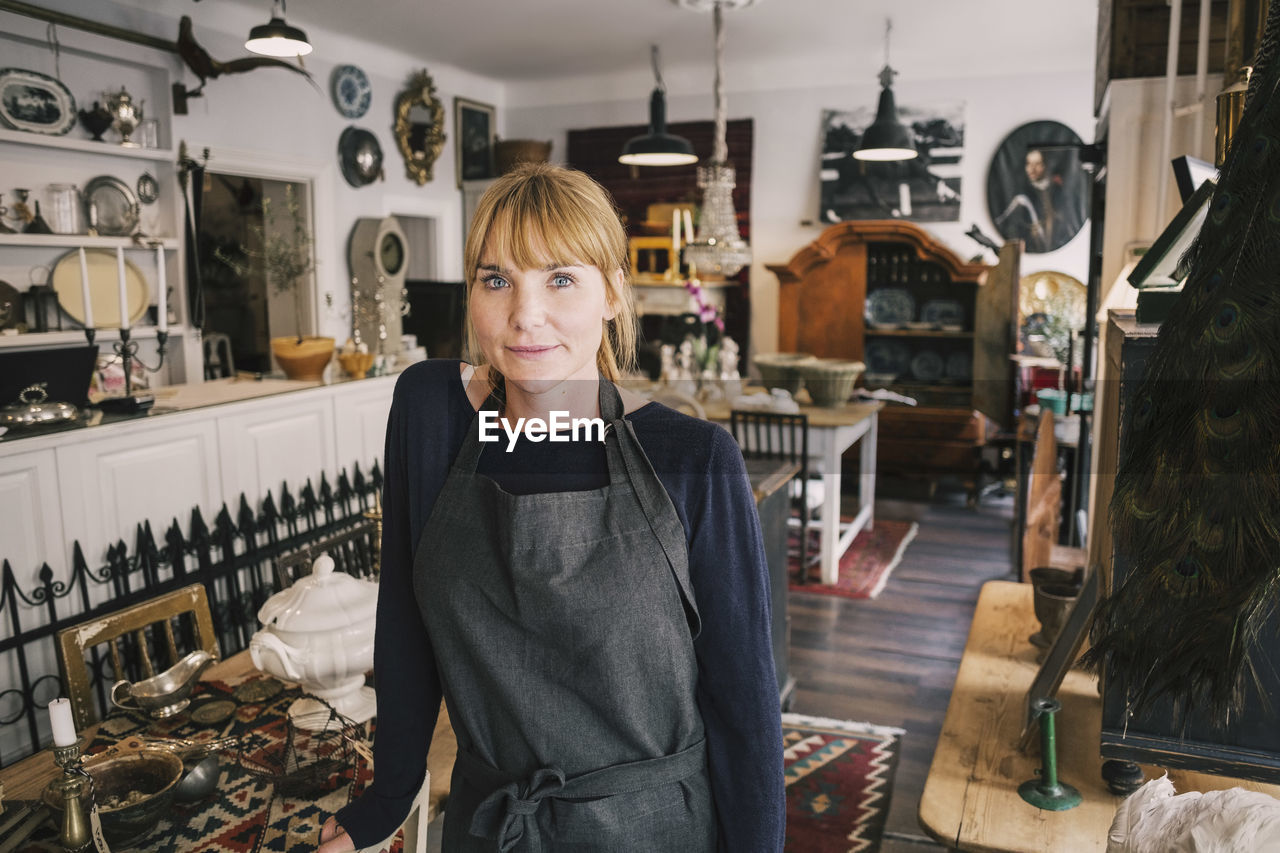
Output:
(768, 220), (1019, 490)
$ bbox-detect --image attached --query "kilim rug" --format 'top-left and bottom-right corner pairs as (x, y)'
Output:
(782, 713), (905, 853)
(789, 519), (919, 599)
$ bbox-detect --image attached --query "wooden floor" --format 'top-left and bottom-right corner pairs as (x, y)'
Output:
(788, 489), (1018, 851)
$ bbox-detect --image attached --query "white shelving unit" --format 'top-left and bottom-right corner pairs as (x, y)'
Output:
(0, 234), (179, 249)
(0, 15), (201, 385)
(0, 128), (175, 162)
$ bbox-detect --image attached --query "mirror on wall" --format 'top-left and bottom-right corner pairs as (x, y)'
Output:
(394, 70), (446, 185)
(198, 173), (312, 374)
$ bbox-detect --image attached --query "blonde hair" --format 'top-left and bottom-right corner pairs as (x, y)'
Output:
(463, 163), (637, 386)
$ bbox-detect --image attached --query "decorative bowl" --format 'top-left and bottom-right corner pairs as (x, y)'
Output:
(338, 351), (376, 379)
(752, 353), (815, 395)
(798, 358), (865, 407)
(44, 748), (183, 846)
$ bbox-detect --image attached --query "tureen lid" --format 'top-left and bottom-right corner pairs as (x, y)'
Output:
(1, 383), (79, 428)
(257, 553), (377, 631)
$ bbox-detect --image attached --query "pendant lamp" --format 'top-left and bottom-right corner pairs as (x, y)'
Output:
(246, 0), (312, 58)
(681, 0), (752, 278)
(854, 19), (916, 162)
(620, 46), (698, 166)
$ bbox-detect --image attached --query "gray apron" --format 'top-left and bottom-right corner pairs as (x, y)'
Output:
(412, 377), (717, 852)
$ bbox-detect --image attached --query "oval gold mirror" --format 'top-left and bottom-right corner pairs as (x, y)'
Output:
(395, 70), (446, 186)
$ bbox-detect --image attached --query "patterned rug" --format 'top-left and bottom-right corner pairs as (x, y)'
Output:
(789, 519), (919, 598)
(783, 713), (905, 853)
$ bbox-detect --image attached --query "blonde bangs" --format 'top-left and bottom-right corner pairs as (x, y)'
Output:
(463, 164), (637, 382)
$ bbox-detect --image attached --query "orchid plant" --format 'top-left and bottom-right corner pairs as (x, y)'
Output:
(683, 279), (724, 375)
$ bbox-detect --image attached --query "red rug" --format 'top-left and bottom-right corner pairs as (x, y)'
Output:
(783, 713), (904, 853)
(789, 519), (919, 598)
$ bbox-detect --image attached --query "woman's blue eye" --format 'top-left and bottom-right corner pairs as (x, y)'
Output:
(552, 274), (574, 288)
(482, 275), (508, 290)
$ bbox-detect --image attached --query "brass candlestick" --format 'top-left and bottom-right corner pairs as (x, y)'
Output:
(51, 741), (92, 851)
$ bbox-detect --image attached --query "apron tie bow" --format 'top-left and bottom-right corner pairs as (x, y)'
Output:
(470, 766), (566, 851)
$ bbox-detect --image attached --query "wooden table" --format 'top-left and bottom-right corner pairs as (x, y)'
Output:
(919, 581), (1280, 851)
(702, 395), (883, 585)
(0, 651), (458, 824)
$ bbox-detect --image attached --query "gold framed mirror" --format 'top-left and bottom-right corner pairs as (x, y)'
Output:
(394, 70), (446, 185)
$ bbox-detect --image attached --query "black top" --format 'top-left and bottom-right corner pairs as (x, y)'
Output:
(335, 359), (785, 850)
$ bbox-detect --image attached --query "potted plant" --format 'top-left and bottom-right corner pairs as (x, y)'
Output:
(216, 186), (333, 380)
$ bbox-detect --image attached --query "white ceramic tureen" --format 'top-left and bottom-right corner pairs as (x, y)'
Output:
(249, 553), (378, 722)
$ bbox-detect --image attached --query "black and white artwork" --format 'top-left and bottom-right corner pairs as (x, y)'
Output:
(986, 120), (1088, 254)
(0, 68), (76, 135)
(818, 102), (964, 223)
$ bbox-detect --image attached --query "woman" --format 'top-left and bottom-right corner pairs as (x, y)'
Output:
(320, 163), (783, 852)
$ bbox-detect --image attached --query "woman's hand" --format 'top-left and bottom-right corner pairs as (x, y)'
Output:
(317, 816), (356, 853)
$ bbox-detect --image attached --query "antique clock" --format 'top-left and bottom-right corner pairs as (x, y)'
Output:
(347, 216), (409, 355)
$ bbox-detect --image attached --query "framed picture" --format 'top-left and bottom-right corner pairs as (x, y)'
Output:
(1171, 154), (1217, 203)
(1127, 178), (1216, 289)
(454, 97), (495, 187)
(818, 101), (965, 224)
(0, 67), (77, 135)
(986, 120), (1089, 255)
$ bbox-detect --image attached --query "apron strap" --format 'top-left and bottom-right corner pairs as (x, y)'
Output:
(459, 740), (707, 851)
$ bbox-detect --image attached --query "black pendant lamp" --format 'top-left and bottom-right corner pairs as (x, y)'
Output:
(246, 0), (312, 57)
(854, 19), (916, 162)
(619, 46), (698, 167)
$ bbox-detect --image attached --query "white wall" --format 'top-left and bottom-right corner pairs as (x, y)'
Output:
(506, 69), (1095, 354)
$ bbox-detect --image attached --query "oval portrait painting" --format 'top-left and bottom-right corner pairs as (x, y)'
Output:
(986, 120), (1088, 254)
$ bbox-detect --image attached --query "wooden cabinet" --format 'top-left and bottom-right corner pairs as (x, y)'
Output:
(768, 220), (1019, 486)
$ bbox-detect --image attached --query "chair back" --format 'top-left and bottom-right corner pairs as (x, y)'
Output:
(203, 332), (235, 379)
(57, 583), (219, 729)
(729, 410), (809, 468)
(1022, 409), (1063, 582)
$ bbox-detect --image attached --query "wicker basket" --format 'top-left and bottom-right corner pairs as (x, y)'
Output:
(494, 139), (553, 174)
(798, 358), (866, 406)
(751, 353), (815, 395)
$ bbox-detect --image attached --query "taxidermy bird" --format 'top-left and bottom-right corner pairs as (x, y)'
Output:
(1082, 0), (1280, 725)
(176, 16), (316, 99)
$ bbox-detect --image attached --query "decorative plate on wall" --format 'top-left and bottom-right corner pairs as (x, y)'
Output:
(338, 126), (384, 187)
(0, 68), (76, 135)
(330, 65), (372, 119)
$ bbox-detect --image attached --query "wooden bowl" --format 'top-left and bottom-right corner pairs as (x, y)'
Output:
(338, 351), (376, 379)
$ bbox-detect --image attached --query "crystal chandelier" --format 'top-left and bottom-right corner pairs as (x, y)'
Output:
(681, 0), (753, 278)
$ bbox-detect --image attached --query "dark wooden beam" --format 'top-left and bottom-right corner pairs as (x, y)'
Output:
(0, 0), (178, 54)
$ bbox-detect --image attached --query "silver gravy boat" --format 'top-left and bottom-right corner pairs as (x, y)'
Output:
(111, 649), (216, 718)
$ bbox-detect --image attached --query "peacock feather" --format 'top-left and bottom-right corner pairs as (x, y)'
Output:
(1082, 0), (1280, 724)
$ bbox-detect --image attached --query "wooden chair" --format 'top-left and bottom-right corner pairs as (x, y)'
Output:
(273, 517), (378, 590)
(1021, 409), (1087, 582)
(57, 583), (219, 730)
(729, 410), (815, 581)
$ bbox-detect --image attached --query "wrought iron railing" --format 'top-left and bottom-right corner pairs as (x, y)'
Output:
(0, 461), (381, 767)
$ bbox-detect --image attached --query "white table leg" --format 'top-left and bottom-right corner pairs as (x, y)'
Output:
(860, 410), (877, 532)
(819, 439), (842, 585)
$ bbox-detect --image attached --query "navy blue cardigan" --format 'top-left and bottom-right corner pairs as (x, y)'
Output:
(335, 360), (784, 851)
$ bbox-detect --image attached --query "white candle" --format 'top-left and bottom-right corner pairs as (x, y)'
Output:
(77, 247), (94, 329)
(683, 209), (695, 245)
(116, 247), (129, 330)
(48, 697), (76, 747)
(155, 245), (167, 333)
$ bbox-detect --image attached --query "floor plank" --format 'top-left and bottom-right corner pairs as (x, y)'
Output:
(787, 490), (1017, 847)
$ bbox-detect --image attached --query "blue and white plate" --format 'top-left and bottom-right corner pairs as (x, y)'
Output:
(921, 299), (965, 328)
(910, 350), (945, 382)
(865, 340), (911, 377)
(331, 65), (372, 119)
(865, 288), (915, 328)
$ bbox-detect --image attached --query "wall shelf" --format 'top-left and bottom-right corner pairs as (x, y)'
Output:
(0, 128), (175, 161)
(0, 325), (190, 349)
(0, 234), (178, 249)
(865, 329), (974, 338)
